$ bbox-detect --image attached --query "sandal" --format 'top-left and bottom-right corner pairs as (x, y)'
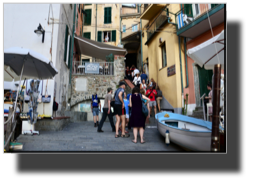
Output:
(121, 134), (130, 138)
(132, 140), (137, 144)
(115, 134), (120, 138)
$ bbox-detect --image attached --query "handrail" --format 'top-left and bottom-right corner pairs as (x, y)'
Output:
(200, 93), (206, 121)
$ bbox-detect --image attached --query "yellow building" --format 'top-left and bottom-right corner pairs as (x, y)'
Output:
(82, 4), (122, 62)
(120, 4), (142, 69)
(141, 4), (186, 113)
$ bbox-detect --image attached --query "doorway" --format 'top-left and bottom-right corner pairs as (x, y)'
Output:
(125, 53), (137, 69)
(197, 66), (213, 97)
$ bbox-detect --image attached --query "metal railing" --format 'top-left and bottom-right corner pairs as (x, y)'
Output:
(73, 61), (114, 75)
(175, 4), (222, 30)
(146, 8), (168, 41)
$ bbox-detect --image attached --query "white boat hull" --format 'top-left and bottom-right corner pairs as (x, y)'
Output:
(157, 121), (211, 151)
(156, 112), (212, 151)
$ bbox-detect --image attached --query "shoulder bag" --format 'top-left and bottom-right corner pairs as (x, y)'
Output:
(139, 94), (149, 117)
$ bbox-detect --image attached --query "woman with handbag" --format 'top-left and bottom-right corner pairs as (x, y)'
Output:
(130, 87), (150, 144)
(132, 73), (141, 88)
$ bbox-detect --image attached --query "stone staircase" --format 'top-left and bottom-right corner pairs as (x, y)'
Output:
(189, 106), (205, 120)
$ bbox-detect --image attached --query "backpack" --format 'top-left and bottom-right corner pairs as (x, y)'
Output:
(53, 101), (58, 111)
(92, 95), (98, 107)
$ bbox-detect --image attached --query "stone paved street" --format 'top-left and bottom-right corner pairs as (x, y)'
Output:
(16, 119), (184, 152)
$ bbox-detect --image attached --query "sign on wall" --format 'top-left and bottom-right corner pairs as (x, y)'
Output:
(85, 63), (99, 74)
(75, 78), (87, 92)
(79, 103), (91, 112)
(167, 65), (176, 77)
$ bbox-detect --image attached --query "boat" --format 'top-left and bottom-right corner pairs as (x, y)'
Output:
(155, 112), (213, 151)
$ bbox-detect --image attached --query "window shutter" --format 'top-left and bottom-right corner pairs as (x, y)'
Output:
(211, 4), (219, 8)
(64, 25), (68, 62)
(97, 31), (102, 42)
(88, 9), (91, 25)
(68, 35), (72, 68)
(109, 7), (112, 23)
(66, 35), (72, 68)
(184, 4), (193, 17)
(83, 32), (91, 39)
(104, 8), (106, 23)
(104, 7), (111, 24)
(111, 30), (116, 42)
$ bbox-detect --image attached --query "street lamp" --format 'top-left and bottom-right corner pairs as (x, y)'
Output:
(34, 23), (45, 43)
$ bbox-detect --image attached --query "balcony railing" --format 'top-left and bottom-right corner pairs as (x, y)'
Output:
(146, 9), (168, 41)
(73, 61), (114, 75)
(175, 4), (222, 30)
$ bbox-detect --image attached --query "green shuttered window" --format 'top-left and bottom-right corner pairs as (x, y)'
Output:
(68, 35), (72, 68)
(104, 7), (112, 24)
(98, 31), (102, 42)
(111, 30), (116, 42)
(84, 9), (91, 25)
(83, 32), (91, 39)
(64, 25), (68, 62)
(184, 4), (193, 17)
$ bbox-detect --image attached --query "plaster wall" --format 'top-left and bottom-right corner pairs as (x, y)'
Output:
(4, 4), (64, 116)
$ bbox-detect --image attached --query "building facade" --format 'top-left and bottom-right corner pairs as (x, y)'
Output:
(4, 3), (75, 117)
(177, 4), (225, 114)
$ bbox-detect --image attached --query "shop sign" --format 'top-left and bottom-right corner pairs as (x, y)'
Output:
(85, 63), (99, 74)
(167, 65), (176, 77)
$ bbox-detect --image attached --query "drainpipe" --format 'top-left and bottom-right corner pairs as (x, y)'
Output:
(184, 37), (189, 88)
(120, 17), (122, 44)
(69, 4), (76, 84)
(95, 4), (97, 41)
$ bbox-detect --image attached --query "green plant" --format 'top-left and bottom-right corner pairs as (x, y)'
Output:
(182, 94), (188, 115)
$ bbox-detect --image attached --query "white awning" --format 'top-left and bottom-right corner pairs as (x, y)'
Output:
(74, 35), (127, 60)
(187, 30), (224, 70)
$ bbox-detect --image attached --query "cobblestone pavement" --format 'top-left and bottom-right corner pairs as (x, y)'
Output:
(16, 119), (184, 152)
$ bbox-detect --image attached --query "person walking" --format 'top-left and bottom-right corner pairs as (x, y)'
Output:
(148, 78), (156, 90)
(125, 66), (132, 81)
(114, 81), (130, 138)
(140, 70), (148, 84)
(130, 87), (150, 144)
(130, 65), (136, 79)
(97, 88), (116, 132)
(91, 93), (101, 127)
(132, 72), (141, 88)
(156, 86), (163, 112)
(141, 79), (147, 93)
(146, 85), (157, 117)
(205, 82), (213, 121)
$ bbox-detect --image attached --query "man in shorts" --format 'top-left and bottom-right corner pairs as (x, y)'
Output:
(146, 85), (157, 117)
(97, 88), (116, 132)
(114, 81), (130, 138)
(91, 93), (101, 127)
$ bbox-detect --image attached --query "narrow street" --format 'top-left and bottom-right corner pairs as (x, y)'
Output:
(16, 118), (184, 152)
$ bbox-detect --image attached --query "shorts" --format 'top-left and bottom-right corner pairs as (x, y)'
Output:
(126, 114), (129, 119)
(92, 107), (99, 116)
(114, 104), (125, 116)
(149, 101), (156, 107)
(156, 97), (163, 105)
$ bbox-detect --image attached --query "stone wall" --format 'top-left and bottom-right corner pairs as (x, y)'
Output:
(71, 55), (125, 107)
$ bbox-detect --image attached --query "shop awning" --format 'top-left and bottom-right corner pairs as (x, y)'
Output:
(74, 35), (127, 60)
(187, 30), (224, 70)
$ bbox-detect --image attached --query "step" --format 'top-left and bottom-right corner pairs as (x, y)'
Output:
(194, 106), (204, 111)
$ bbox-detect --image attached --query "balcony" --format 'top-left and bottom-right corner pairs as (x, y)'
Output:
(73, 61), (114, 75)
(120, 4), (142, 17)
(145, 9), (168, 45)
(175, 4), (225, 38)
(121, 23), (140, 39)
(140, 4), (167, 20)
